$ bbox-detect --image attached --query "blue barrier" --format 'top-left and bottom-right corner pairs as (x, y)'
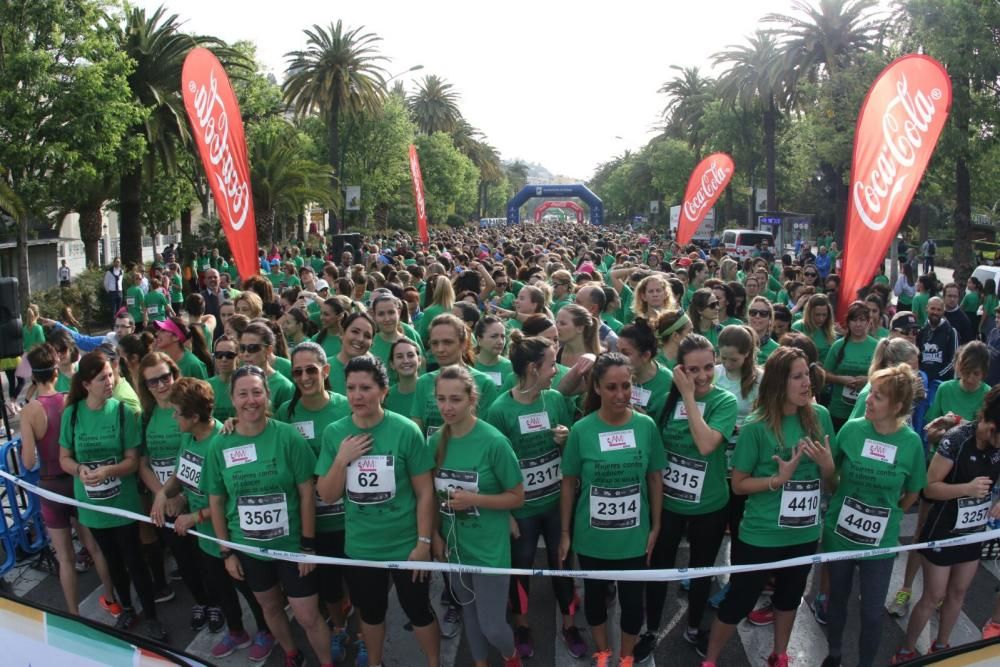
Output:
(0, 438), (48, 576)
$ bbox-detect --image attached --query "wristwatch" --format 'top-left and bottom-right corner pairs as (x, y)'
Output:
(417, 536), (432, 545)
(219, 549), (235, 560)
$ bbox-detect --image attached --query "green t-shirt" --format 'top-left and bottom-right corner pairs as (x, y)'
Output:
(791, 321), (835, 368)
(660, 387), (738, 515)
(267, 371), (295, 412)
(551, 295), (573, 315)
(757, 337), (779, 366)
(925, 379), (989, 422)
(411, 367), (499, 436)
(177, 421), (223, 556)
(370, 327), (424, 378)
(912, 292), (930, 327)
(824, 336), (878, 419)
(385, 384), (416, 417)
(272, 355), (293, 383)
(618, 285), (634, 324)
(145, 290), (168, 322)
(143, 405), (184, 488)
(22, 323), (45, 351)
(59, 399), (143, 529)
(208, 375), (236, 422)
(474, 357), (514, 389)
(656, 351), (677, 371)
(125, 285), (145, 322)
(202, 419), (316, 560)
(823, 418), (926, 557)
(960, 291), (981, 318)
(316, 411), (435, 560)
(562, 410), (667, 560)
(431, 419), (522, 568)
(112, 378), (141, 414)
(484, 389), (573, 518)
(601, 313), (624, 335)
(170, 274), (183, 304)
(312, 331), (342, 361)
(732, 404), (836, 547)
(631, 365), (673, 425)
(177, 350), (208, 380)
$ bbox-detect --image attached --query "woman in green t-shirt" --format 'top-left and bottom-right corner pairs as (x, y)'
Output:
(57, 351), (162, 638)
(687, 288), (723, 351)
(792, 294), (836, 366)
(151, 316), (211, 380)
(150, 377), (273, 660)
(238, 322), (295, 410)
(980, 278), (998, 339)
(311, 296), (350, 361)
(204, 364), (330, 667)
(329, 313), (375, 396)
(207, 335), (238, 422)
(559, 353), (666, 667)
(473, 315), (513, 388)
(385, 338), (422, 417)
(617, 318), (674, 425)
(655, 309), (693, 370)
(702, 347), (836, 667)
(431, 365), (524, 667)
(747, 297), (780, 365)
(416, 275), (455, 367)
(316, 356), (440, 667)
(925, 341), (991, 428)
(483, 331), (583, 659)
(962, 277), (984, 335)
(825, 302), (879, 430)
(822, 365), (926, 667)
(370, 293), (423, 375)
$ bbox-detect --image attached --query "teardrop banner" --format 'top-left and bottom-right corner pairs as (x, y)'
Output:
(837, 54), (951, 323)
(676, 153), (734, 246)
(181, 47), (259, 282)
(408, 144), (429, 247)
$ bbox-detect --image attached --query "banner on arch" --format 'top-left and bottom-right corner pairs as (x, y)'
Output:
(676, 153), (734, 246)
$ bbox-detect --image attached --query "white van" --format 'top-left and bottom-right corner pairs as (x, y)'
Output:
(721, 229), (775, 260)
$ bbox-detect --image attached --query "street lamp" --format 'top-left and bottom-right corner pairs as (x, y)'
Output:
(386, 64), (424, 84)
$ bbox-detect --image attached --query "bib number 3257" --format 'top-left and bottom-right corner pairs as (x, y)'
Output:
(779, 479), (820, 528)
(954, 496), (990, 533)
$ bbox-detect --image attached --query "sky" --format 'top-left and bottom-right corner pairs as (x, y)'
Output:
(138, 0), (887, 181)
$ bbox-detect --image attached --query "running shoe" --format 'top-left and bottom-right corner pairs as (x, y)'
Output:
(113, 607), (138, 631)
(503, 654), (524, 667)
(887, 590), (911, 617)
(190, 605), (207, 632)
(207, 607), (225, 633)
(748, 603), (775, 626)
(983, 620), (1000, 640)
(99, 595), (123, 618)
(145, 618), (168, 642)
(708, 583), (730, 609)
(515, 625), (534, 658)
(75, 547), (93, 573)
(812, 593), (829, 625)
(248, 631), (276, 662)
(440, 604), (462, 638)
(683, 628), (709, 657)
(633, 632), (657, 664)
(210, 630), (251, 658)
(330, 628), (349, 663)
(354, 638), (369, 667)
(930, 641), (949, 653)
(890, 648), (920, 664)
(562, 626), (588, 659)
(154, 585), (175, 604)
(284, 650), (305, 667)
(766, 652), (789, 667)
(618, 657), (634, 667)
(591, 649), (613, 667)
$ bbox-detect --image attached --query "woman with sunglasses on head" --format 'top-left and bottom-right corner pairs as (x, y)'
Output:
(203, 364), (331, 667)
(208, 336), (239, 422)
(329, 312), (376, 395)
(700, 347), (835, 667)
(317, 355), (441, 667)
(792, 294), (836, 367)
(687, 288), (723, 352)
(560, 353), (665, 667)
(386, 338), (423, 417)
(58, 351), (163, 638)
(151, 316), (211, 380)
(484, 331), (583, 660)
(239, 322), (295, 410)
(640, 334), (738, 660)
(825, 302), (879, 431)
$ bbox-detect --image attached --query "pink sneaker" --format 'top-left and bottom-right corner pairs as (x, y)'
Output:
(248, 631), (276, 662)
(211, 631), (251, 659)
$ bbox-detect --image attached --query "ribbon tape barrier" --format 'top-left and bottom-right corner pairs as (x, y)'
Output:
(3, 468), (999, 582)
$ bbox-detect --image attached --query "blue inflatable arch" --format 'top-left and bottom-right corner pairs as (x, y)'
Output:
(506, 184), (604, 225)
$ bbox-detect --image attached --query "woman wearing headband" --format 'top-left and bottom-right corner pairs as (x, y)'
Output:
(655, 310), (693, 371)
(151, 315), (211, 380)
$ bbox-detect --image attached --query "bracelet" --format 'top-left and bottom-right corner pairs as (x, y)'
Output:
(417, 536), (432, 545)
(300, 535), (316, 552)
(219, 549), (235, 560)
(768, 475), (779, 492)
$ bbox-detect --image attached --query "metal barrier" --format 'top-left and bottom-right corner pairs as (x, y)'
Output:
(0, 438), (48, 577)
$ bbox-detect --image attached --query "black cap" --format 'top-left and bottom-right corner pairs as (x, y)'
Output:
(890, 311), (918, 332)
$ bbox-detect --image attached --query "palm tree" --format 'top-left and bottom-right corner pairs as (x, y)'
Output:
(714, 31), (789, 212)
(506, 161), (530, 196)
(113, 5), (241, 265)
(451, 118), (503, 218)
(408, 75), (462, 135)
(659, 66), (715, 160)
(283, 20), (387, 232)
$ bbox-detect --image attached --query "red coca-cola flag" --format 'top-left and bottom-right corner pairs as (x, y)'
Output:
(677, 153), (734, 246)
(408, 144), (429, 246)
(838, 54), (951, 322)
(181, 47), (258, 281)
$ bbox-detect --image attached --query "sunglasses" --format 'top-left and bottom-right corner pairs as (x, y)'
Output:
(292, 365), (322, 378)
(748, 308), (771, 317)
(144, 371), (173, 388)
(240, 343), (265, 354)
(214, 351), (238, 360)
(706, 301), (720, 309)
(804, 272), (818, 277)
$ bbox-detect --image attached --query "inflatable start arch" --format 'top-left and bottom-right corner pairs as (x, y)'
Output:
(507, 184), (604, 225)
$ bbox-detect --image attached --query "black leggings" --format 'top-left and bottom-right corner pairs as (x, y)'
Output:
(4, 368), (22, 403)
(345, 565), (435, 627)
(645, 506), (728, 631)
(578, 553), (645, 636)
(509, 505), (575, 616)
(160, 525), (208, 605)
(90, 522), (157, 619)
(202, 550), (269, 635)
(717, 538), (817, 625)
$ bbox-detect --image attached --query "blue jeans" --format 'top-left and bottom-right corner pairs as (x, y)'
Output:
(825, 556), (895, 667)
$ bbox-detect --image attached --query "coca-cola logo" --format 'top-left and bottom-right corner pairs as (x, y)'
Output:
(852, 74), (942, 232)
(188, 70), (251, 232)
(683, 161), (731, 221)
(410, 151), (426, 220)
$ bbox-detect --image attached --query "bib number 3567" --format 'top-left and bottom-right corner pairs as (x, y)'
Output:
(237, 493), (289, 540)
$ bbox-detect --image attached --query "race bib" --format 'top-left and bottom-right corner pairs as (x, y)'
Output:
(631, 386), (652, 409)
(520, 449), (561, 501)
(725, 442), (736, 474)
(84, 457), (121, 500)
(673, 402), (706, 420)
(176, 450), (204, 494)
(779, 479), (820, 528)
(126, 297), (136, 307)
(293, 421), (315, 441)
(861, 439), (897, 465)
(237, 492), (289, 540)
(425, 425), (441, 446)
(518, 412), (551, 435)
(662, 452), (707, 503)
(435, 469), (480, 517)
(223, 444), (257, 468)
(346, 455), (397, 504)
(599, 429), (636, 452)
(150, 456), (176, 486)
(835, 496), (890, 546)
(146, 306), (158, 315)
(842, 385), (860, 403)
(589, 484), (641, 530)
(954, 496), (990, 533)
(486, 372), (502, 386)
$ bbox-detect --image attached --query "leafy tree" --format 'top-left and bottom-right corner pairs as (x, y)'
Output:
(412, 132), (478, 224)
(408, 74), (462, 135)
(659, 66), (715, 160)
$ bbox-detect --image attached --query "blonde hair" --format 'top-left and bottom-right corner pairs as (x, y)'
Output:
(632, 274), (673, 319)
(870, 364), (918, 425)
